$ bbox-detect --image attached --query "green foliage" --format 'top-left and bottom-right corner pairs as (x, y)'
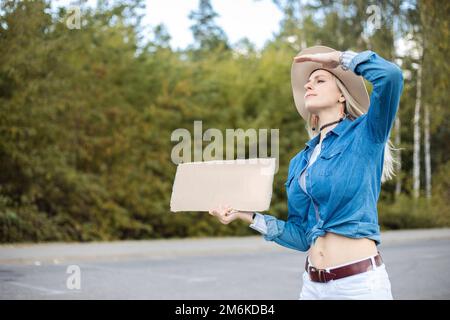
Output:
(380, 191), (450, 230)
(0, 0), (448, 242)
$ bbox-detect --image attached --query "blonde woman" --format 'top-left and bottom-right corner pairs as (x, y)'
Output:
(209, 46), (404, 300)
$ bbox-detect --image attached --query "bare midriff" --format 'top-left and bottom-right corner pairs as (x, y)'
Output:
(308, 232), (378, 269)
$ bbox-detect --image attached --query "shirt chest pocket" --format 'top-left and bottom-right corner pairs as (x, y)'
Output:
(318, 148), (344, 176)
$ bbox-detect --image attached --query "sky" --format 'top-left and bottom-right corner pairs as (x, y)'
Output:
(51, 1), (410, 56)
(53, 0), (284, 50)
(146, 0), (283, 50)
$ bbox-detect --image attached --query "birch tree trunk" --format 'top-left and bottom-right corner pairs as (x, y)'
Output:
(424, 103), (432, 198)
(395, 117), (402, 196)
(413, 60), (422, 199)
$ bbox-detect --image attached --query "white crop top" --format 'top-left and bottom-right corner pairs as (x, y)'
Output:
(299, 139), (322, 193)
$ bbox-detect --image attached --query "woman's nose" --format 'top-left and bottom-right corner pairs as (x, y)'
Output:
(304, 81), (313, 91)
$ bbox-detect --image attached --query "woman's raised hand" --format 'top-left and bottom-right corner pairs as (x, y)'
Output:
(293, 51), (342, 69)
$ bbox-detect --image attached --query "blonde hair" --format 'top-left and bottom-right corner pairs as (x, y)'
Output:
(304, 74), (399, 184)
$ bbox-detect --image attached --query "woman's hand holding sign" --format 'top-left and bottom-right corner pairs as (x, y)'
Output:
(208, 205), (254, 225)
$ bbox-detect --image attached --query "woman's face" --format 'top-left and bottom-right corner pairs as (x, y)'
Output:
(303, 69), (342, 113)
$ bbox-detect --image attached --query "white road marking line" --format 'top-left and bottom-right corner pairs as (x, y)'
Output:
(8, 281), (65, 295)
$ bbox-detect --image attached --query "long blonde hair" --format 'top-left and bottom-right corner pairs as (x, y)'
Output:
(304, 75), (399, 184)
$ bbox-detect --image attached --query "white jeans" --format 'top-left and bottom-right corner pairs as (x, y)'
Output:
(299, 256), (394, 300)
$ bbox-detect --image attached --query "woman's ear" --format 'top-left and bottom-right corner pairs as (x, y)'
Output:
(338, 95), (346, 103)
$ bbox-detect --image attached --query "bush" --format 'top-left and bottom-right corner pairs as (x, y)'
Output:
(379, 193), (450, 230)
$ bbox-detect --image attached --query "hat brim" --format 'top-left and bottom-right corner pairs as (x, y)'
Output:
(291, 45), (370, 121)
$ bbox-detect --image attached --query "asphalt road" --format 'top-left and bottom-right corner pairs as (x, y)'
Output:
(1, 229), (449, 300)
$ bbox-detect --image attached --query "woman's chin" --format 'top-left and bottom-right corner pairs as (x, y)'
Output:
(305, 102), (329, 113)
(305, 104), (320, 113)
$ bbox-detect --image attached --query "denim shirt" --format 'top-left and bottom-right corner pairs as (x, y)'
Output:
(255, 50), (404, 252)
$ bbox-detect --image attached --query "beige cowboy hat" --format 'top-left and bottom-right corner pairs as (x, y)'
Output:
(291, 45), (370, 121)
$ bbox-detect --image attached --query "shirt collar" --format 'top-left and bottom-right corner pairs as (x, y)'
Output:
(304, 117), (351, 149)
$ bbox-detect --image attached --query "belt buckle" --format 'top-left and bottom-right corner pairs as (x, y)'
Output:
(318, 269), (326, 283)
(308, 266), (330, 283)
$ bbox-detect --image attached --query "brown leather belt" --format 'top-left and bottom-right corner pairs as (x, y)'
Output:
(305, 253), (383, 283)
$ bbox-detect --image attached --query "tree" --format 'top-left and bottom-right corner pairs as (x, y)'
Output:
(188, 0), (229, 52)
(151, 23), (171, 50)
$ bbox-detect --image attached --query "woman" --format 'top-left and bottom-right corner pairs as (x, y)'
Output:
(208, 46), (404, 300)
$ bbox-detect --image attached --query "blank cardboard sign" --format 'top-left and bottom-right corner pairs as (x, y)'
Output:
(170, 158), (276, 212)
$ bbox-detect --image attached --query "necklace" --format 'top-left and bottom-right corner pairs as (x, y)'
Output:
(318, 114), (347, 132)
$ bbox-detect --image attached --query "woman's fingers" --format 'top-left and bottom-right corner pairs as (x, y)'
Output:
(293, 53), (331, 64)
(209, 205), (237, 225)
(293, 54), (325, 63)
(293, 54), (313, 63)
(293, 52), (341, 70)
(208, 205), (226, 216)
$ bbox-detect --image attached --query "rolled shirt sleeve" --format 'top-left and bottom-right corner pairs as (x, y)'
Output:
(340, 50), (358, 69)
(249, 212), (268, 235)
(249, 211), (309, 251)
